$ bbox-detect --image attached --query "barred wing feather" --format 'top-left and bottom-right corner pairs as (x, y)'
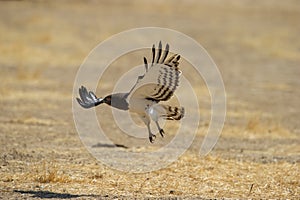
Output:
(128, 42), (181, 102)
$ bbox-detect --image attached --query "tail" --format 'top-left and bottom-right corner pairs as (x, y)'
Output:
(161, 105), (185, 120)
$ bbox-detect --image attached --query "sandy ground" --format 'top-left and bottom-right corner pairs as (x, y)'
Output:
(0, 0), (299, 199)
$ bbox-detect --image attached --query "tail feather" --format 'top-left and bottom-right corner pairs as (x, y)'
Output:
(161, 105), (184, 120)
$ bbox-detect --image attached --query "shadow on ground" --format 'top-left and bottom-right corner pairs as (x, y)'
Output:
(91, 143), (128, 149)
(14, 190), (100, 199)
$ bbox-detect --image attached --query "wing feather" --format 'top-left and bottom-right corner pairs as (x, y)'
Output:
(151, 44), (155, 66)
(160, 43), (169, 63)
(128, 42), (181, 102)
(156, 41), (162, 63)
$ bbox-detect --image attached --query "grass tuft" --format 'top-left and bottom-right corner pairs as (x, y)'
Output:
(34, 161), (71, 183)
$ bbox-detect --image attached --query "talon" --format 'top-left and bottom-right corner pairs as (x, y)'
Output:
(159, 129), (165, 137)
(149, 137), (153, 143)
(149, 134), (156, 143)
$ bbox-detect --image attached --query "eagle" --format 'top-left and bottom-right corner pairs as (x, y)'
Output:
(76, 42), (184, 143)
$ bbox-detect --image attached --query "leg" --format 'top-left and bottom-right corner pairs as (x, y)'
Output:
(141, 115), (156, 143)
(146, 122), (156, 143)
(155, 121), (165, 138)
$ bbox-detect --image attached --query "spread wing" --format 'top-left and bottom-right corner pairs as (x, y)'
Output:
(128, 42), (181, 102)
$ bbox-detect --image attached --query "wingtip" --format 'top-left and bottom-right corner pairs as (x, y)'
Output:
(181, 107), (185, 118)
(158, 41), (162, 48)
(143, 57), (148, 72)
(151, 44), (155, 66)
(79, 85), (86, 95)
(76, 97), (83, 106)
(76, 97), (92, 109)
(166, 43), (169, 50)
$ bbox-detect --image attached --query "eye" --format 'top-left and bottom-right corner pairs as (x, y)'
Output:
(106, 96), (111, 102)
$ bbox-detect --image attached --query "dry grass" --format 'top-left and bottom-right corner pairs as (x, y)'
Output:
(33, 161), (71, 184)
(1, 154), (298, 198)
(244, 114), (294, 139)
(0, 0), (299, 199)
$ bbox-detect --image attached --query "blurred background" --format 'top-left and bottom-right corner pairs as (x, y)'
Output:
(0, 0), (299, 198)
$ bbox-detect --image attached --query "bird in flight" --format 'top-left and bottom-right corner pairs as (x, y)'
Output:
(76, 42), (184, 143)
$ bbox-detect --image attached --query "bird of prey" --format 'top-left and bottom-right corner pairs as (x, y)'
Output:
(76, 42), (184, 143)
